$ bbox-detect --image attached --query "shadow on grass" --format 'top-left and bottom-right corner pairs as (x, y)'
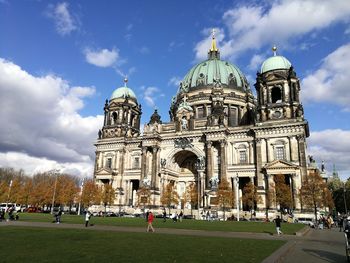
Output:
(303, 248), (345, 262)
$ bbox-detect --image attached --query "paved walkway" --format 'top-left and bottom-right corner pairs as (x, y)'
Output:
(0, 221), (347, 262)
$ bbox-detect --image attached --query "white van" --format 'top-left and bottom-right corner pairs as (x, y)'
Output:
(0, 203), (22, 212)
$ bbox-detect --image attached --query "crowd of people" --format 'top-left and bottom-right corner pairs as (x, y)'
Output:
(0, 207), (19, 222)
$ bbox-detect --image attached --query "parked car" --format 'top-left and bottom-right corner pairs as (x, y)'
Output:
(24, 207), (42, 213)
(296, 217), (315, 227)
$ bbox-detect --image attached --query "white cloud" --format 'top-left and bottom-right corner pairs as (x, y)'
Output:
(47, 2), (78, 36)
(84, 48), (119, 67)
(0, 152), (94, 178)
(168, 76), (182, 87)
(301, 43), (350, 111)
(141, 86), (163, 108)
(195, 0), (350, 59)
(0, 58), (103, 178)
(138, 46), (150, 54)
(126, 23), (133, 31)
(308, 129), (350, 180)
(248, 54), (265, 71)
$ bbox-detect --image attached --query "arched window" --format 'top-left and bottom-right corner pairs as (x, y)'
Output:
(112, 112), (118, 124)
(271, 86), (282, 103)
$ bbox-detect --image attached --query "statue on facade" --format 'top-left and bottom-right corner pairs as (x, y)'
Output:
(98, 129), (102, 139)
(160, 158), (166, 168)
(209, 176), (219, 189)
(181, 117), (188, 130)
(142, 177), (151, 187)
(296, 104), (304, 118)
(196, 156), (205, 170)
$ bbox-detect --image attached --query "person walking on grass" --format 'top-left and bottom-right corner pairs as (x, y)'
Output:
(85, 211), (92, 227)
(147, 211), (155, 232)
(275, 215), (283, 235)
(162, 209), (167, 222)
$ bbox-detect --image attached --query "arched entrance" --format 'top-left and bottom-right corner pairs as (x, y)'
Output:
(171, 150), (198, 209)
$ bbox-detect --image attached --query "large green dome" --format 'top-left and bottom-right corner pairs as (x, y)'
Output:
(110, 79), (137, 100)
(181, 58), (249, 92)
(261, 55), (291, 73)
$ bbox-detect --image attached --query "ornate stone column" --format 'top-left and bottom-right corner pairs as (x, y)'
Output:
(249, 142), (254, 164)
(255, 138), (264, 188)
(267, 174), (276, 209)
(151, 147), (158, 189)
(140, 147), (147, 186)
(119, 149), (125, 189)
(206, 141), (213, 188)
(297, 135), (307, 181)
(198, 170), (205, 208)
(125, 180), (129, 204)
(220, 140), (227, 181)
(94, 152), (100, 172)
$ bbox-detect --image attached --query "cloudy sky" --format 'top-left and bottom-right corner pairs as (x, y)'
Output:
(0, 0), (350, 180)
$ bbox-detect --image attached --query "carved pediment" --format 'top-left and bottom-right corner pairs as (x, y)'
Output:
(95, 167), (114, 176)
(264, 160), (298, 170)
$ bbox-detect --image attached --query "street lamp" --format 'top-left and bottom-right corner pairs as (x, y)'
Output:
(234, 173), (240, 221)
(6, 180), (13, 211)
(78, 179), (85, 215)
(344, 181), (348, 215)
(49, 169), (60, 215)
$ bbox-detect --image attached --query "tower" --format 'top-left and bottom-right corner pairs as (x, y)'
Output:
(255, 46), (304, 122)
(100, 78), (142, 139)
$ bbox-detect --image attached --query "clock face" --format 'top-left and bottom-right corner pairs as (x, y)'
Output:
(273, 110), (282, 119)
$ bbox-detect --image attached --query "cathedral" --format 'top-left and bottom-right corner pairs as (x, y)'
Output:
(93, 33), (310, 216)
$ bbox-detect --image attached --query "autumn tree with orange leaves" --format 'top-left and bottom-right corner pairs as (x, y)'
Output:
(300, 171), (333, 221)
(215, 178), (234, 221)
(242, 181), (261, 218)
(183, 182), (198, 215)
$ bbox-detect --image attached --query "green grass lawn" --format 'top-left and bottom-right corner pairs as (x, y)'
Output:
(18, 212), (304, 235)
(0, 226), (285, 263)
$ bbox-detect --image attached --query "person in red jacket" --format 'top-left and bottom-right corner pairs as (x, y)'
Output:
(147, 211), (155, 232)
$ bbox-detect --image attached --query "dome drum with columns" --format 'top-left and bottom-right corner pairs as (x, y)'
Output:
(94, 34), (312, 219)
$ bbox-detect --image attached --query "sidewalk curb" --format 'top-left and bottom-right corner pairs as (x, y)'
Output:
(295, 226), (311, 237)
(261, 240), (296, 263)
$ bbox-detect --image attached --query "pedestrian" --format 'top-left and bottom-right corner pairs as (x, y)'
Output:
(56, 209), (62, 224)
(171, 212), (177, 222)
(179, 211), (183, 222)
(206, 211), (210, 221)
(85, 211), (91, 227)
(147, 211), (155, 232)
(275, 215), (283, 235)
(145, 210), (149, 222)
(340, 216), (344, 232)
(162, 209), (167, 222)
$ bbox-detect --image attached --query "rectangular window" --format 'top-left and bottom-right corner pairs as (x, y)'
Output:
(229, 108), (237, 127)
(197, 107), (204, 118)
(106, 158), (112, 169)
(239, 150), (247, 164)
(133, 157), (140, 169)
(275, 146), (285, 160)
(207, 106), (211, 116)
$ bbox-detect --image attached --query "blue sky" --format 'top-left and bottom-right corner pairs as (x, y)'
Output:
(0, 0), (350, 180)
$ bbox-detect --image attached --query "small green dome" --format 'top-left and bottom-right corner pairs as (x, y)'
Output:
(110, 84), (137, 100)
(110, 78), (137, 100)
(181, 58), (249, 92)
(261, 56), (291, 73)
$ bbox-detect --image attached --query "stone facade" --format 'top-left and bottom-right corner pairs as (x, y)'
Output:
(94, 38), (309, 215)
